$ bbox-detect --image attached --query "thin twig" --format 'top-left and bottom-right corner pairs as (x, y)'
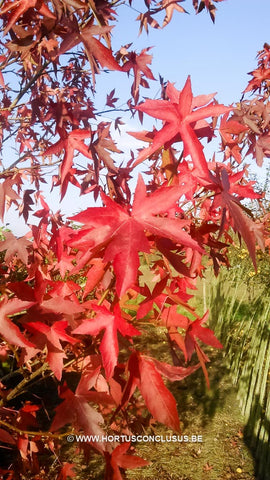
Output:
(9, 61), (50, 111)
(0, 363), (49, 406)
(0, 419), (74, 440)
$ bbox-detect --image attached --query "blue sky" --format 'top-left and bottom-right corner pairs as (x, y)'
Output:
(108, 0), (270, 105)
(2, 0), (270, 235)
(94, 0), (270, 165)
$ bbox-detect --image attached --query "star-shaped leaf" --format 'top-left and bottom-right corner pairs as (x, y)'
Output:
(133, 77), (231, 183)
(25, 320), (78, 380)
(73, 305), (140, 378)
(69, 175), (202, 297)
(0, 231), (30, 264)
(43, 129), (92, 193)
(105, 442), (149, 480)
(50, 373), (106, 452)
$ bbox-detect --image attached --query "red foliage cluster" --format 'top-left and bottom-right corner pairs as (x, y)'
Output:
(0, 1), (268, 478)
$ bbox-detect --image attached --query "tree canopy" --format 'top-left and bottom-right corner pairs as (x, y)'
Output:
(0, 1), (270, 479)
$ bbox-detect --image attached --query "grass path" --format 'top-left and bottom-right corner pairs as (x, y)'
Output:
(125, 350), (255, 480)
(68, 349), (256, 480)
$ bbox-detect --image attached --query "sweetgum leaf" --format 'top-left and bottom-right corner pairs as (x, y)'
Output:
(26, 320), (78, 380)
(50, 383), (105, 452)
(73, 305), (140, 378)
(138, 355), (180, 431)
(134, 77), (231, 183)
(69, 174), (201, 297)
(0, 231), (30, 264)
(0, 297), (34, 348)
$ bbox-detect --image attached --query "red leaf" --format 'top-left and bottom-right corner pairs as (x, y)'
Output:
(59, 20), (121, 86)
(106, 442), (149, 480)
(44, 129), (92, 193)
(81, 26), (121, 71)
(193, 0), (225, 22)
(26, 320), (78, 380)
(0, 71), (4, 87)
(214, 168), (265, 268)
(122, 47), (155, 103)
(83, 259), (107, 299)
(161, 0), (187, 27)
(149, 356), (201, 381)
(225, 198), (264, 268)
(1, 0), (56, 35)
(119, 351), (141, 410)
(73, 305), (140, 378)
(57, 463), (76, 480)
(136, 12), (160, 35)
(50, 381), (106, 452)
(0, 231), (30, 264)
(134, 77), (230, 183)
(0, 296), (34, 348)
(41, 297), (84, 315)
(69, 175), (201, 297)
(138, 355), (180, 431)
(185, 311), (223, 361)
(19, 189), (35, 223)
(106, 89), (119, 108)
(0, 178), (20, 221)
(1, 0), (36, 35)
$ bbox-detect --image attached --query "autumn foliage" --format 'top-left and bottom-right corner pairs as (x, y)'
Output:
(0, 1), (269, 479)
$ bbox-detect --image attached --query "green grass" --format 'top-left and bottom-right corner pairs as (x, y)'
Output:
(204, 259), (270, 480)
